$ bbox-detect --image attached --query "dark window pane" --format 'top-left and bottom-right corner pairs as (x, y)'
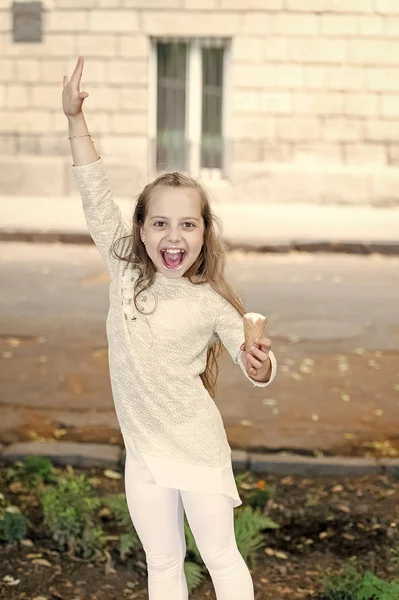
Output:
(156, 42), (188, 171)
(201, 46), (224, 170)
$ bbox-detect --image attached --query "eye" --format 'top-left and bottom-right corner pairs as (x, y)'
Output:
(153, 221), (196, 228)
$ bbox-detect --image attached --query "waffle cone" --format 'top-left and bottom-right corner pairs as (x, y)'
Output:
(243, 315), (268, 350)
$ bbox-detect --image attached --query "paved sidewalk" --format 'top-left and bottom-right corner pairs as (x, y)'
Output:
(1, 195), (399, 253)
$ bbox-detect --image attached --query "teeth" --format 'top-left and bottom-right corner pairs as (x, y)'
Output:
(164, 249), (184, 254)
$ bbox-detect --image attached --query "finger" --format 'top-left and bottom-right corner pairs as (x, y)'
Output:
(251, 346), (269, 362)
(63, 75), (68, 88)
(249, 354), (263, 370)
(70, 56), (84, 86)
(249, 363), (257, 375)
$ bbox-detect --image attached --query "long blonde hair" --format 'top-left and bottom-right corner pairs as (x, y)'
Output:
(112, 171), (247, 399)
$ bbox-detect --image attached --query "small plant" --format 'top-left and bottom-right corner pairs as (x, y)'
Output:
(0, 503), (28, 544)
(323, 565), (363, 600)
(234, 506), (279, 570)
(390, 545), (399, 567)
(247, 479), (276, 511)
(323, 565), (399, 600)
(182, 504), (279, 591)
(357, 572), (399, 600)
(184, 559), (207, 593)
(104, 494), (140, 560)
(7, 456), (54, 487)
(41, 472), (103, 558)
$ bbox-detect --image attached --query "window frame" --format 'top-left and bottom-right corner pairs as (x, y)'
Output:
(149, 37), (231, 180)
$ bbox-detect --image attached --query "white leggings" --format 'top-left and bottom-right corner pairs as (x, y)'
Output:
(123, 442), (254, 600)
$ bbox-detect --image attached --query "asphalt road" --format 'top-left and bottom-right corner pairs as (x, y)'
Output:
(1, 242), (398, 457)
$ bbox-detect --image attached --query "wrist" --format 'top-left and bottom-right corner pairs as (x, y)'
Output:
(67, 112), (85, 124)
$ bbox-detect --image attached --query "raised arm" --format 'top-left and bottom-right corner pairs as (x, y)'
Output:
(63, 56), (129, 275)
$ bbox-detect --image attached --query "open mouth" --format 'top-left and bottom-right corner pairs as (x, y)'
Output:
(160, 249), (187, 270)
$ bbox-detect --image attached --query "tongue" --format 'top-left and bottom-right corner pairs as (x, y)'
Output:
(163, 251), (183, 268)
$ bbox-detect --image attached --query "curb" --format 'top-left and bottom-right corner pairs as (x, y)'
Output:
(1, 441), (399, 476)
(1, 229), (399, 255)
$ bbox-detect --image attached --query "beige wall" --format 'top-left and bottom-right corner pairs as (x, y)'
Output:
(1, 0), (399, 204)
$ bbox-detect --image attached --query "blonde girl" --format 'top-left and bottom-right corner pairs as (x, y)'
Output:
(63, 56), (277, 600)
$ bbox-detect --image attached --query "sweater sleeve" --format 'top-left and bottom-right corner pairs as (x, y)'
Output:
(72, 156), (130, 276)
(212, 291), (277, 388)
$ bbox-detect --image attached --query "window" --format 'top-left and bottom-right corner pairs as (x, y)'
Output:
(150, 37), (229, 178)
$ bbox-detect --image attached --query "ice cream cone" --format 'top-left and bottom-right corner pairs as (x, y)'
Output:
(243, 312), (268, 350)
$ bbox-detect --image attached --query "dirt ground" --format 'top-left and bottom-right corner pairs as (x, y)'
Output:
(0, 465), (398, 600)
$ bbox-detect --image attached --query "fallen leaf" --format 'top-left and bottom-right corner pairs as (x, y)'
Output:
(93, 349), (108, 358)
(275, 551), (288, 559)
(311, 414), (319, 422)
(367, 360), (381, 369)
(67, 375), (84, 395)
(239, 482), (253, 490)
(337, 504), (351, 513)
(27, 553), (43, 559)
(2, 575), (21, 586)
(262, 398), (276, 406)
(281, 476), (294, 485)
(341, 393), (351, 402)
(332, 485), (343, 492)
(303, 358), (315, 366)
(375, 409), (383, 416)
(240, 420), (253, 427)
(53, 428), (67, 439)
(32, 558), (52, 567)
(104, 469), (122, 480)
(9, 481), (24, 493)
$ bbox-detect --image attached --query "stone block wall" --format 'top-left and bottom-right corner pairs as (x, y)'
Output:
(1, 0), (399, 204)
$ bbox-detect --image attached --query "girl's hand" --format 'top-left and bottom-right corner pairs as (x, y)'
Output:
(240, 337), (272, 379)
(62, 56), (89, 119)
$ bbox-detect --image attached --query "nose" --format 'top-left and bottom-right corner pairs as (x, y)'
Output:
(167, 226), (183, 243)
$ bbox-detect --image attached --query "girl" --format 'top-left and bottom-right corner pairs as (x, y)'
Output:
(63, 56), (277, 600)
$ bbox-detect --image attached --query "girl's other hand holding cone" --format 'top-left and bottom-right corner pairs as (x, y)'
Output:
(240, 337), (272, 379)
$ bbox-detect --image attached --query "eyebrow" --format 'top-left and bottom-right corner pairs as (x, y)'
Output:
(150, 215), (201, 222)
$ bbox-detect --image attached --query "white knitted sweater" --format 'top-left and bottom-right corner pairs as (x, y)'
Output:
(72, 157), (277, 469)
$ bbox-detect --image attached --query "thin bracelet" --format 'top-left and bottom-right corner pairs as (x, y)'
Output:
(68, 133), (93, 142)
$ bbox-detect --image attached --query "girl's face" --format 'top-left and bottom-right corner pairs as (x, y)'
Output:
(140, 186), (205, 278)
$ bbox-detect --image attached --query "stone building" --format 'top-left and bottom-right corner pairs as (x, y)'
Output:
(1, 0), (399, 205)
